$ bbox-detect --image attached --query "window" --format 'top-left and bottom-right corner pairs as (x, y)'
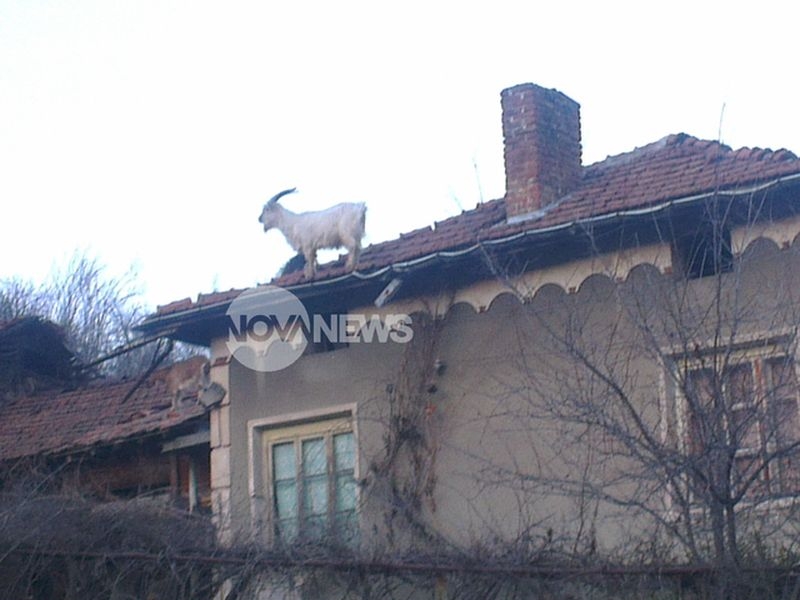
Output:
(672, 221), (733, 279)
(266, 417), (357, 543)
(683, 354), (800, 498)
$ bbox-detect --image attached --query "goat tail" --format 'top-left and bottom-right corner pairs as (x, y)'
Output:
(268, 187), (298, 205)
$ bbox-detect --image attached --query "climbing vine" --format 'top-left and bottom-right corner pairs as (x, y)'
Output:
(367, 310), (446, 546)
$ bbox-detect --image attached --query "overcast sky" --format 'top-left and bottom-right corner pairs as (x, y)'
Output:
(2, 1), (798, 309)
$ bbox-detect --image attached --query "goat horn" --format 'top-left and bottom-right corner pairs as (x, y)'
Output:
(268, 187), (297, 205)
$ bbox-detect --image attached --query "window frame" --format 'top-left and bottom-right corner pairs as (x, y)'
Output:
(667, 337), (800, 502)
(247, 404), (359, 544)
(267, 420), (357, 542)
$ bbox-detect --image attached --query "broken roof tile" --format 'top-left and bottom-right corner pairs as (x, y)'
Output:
(0, 360), (209, 461)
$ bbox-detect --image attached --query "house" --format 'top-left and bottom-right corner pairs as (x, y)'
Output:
(0, 321), (219, 598)
(138, 83), (800, 596)
(0, 346), (214, 507)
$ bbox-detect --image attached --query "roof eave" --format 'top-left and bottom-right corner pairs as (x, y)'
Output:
(138, 172), (800, 343)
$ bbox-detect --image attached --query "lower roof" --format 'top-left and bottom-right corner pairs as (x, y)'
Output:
(0, 360), (208, 461)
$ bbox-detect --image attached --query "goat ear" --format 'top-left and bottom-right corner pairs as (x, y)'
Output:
(268, 187), (297, 205)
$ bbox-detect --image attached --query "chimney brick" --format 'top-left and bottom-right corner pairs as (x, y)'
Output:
(501, 83), (582, 219)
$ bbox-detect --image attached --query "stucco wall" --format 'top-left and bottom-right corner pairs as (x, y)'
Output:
(221, 328), (405, 541)
(212, 233), (800, 556)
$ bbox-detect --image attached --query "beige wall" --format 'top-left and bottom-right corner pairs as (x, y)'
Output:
(215, 328), (405, 542)
(210, 229), (800, 555)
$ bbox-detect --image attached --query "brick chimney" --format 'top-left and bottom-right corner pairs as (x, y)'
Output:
(501, 83), (582, 220)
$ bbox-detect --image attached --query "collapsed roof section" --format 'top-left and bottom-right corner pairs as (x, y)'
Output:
(0, 356), (213, 462)
(0, 317), (78, 395)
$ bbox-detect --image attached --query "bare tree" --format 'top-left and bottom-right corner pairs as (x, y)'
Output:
(42, 252), (146, 369)
(0, 277), (42, 321)
(0, 250), (200, 377)
(475, 193), (800, 587)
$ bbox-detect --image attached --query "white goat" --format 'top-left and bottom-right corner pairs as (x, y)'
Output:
(259, 188), (367, 279)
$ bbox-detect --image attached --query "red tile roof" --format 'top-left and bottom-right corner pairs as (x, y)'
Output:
(153, 134), (800, 317)
(0, 364), (207, 461)
(492, 134), (800, 238)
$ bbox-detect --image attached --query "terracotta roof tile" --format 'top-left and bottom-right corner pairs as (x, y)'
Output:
(488, 134), (800, 239)
(0, 362), (208, 461)
(196, 290), (247, 306)
(150, 134), (800, 317)
(156, 297), (194, 315)
(156, 290), (245, 317)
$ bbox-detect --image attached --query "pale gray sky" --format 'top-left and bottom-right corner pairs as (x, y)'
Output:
(2, 1), (798, 308)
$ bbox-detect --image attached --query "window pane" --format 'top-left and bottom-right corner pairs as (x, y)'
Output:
(767, 360), (800, 448)
(778, 453), (800, 495)
(336, 473), (356, 511)
(273, 442), (296, 480)
(772, 398), (800, 447)
(275, 480), (298, 519)
(688, 369), (714, 406)
(725, 364), (753, 406)
(730, 407), (759, 449)
(334, 433), (355, 471)
(687, 369), (714, 454)
(768, 359), (797, 401)
(304, 475), (328, 516)
(276, 518), (298, 542)
(733, 455), (763, 499)
(303, 515), (326, 540)
(302, 438), (326, 476)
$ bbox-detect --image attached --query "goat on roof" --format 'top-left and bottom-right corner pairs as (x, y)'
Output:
(258, 188), (367, 280)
